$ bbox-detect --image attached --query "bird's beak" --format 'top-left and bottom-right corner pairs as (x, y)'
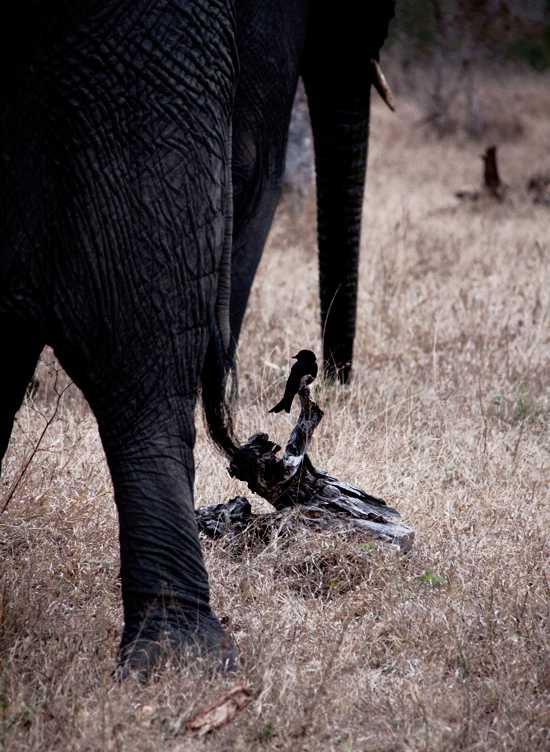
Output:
(292, 354), (298, 359)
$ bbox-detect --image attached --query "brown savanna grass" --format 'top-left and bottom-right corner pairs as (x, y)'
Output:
(1, 72), (549, 751)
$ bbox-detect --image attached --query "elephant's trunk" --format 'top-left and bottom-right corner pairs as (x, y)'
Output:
(302, 3), (395, 383)
(304, 87), (370, 384)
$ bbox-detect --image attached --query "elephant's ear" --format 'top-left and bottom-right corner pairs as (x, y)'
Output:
(301, 2), (395, 383)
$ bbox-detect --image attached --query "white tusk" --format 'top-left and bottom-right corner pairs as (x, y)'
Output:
(370, 59), (395, 112)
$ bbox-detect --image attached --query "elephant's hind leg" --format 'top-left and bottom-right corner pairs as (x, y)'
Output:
(53, 336), (235, 679)
(104, 393), (236, 678)
(0, 317), (43, 476)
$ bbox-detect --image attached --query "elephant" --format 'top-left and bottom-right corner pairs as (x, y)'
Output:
(231, 2), (395, 383)
(0, 1), (395, 676)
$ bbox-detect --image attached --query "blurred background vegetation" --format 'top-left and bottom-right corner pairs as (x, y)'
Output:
(386, 0), (550, 135)
(390, 0), (550, 70)
(284, 1), (550, 191)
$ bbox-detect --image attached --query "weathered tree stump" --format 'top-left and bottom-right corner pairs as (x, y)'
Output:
(197, 388), (414, 552)
(455, 144), (507, 203)
(482, 145), (506, 201)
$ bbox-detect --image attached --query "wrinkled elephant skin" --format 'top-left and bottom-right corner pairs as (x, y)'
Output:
(0, 0), (395, 675)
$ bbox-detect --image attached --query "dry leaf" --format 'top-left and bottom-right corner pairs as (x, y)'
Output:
(185, 686), (252, 736)
(136, 704), (156, 726)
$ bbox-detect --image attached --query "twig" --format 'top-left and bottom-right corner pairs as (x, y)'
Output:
(1, 371), (73, 513)
(511, 416), (527, 473)
(476, 375), (488, 466)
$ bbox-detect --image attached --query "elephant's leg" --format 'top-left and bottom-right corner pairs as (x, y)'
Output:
(0, 317), (43, 475)
(55, 338), (235, 677)
(229, 2), (306, 347)
(107, 406), (234, 676)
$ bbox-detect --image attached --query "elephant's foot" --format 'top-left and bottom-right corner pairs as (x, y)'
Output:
(324, 360), (352, 385)
(117, 595), (236, 681)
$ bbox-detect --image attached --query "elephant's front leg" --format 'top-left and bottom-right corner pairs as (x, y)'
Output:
(93, 384), (235, 677)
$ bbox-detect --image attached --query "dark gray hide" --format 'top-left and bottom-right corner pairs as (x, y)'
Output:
(0, 0), (395, 674)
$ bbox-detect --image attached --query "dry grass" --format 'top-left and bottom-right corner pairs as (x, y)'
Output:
(1, 73), (549, 751)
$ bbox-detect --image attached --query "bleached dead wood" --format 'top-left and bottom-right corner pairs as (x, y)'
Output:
(196, 388), (414, 553)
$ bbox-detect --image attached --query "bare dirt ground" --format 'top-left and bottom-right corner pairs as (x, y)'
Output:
(1, 72), (549, 751)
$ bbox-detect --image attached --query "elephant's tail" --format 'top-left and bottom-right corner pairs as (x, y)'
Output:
(201, 123), (239, 460)
(201, 323), (239, 460)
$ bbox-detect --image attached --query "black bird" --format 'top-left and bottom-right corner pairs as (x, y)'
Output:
(269, 350), (318, 414)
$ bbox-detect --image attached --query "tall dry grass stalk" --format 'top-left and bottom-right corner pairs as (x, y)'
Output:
(1, 73), (549, 750)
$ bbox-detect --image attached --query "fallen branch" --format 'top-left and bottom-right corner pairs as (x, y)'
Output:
(185, 686), (252, 737)
(197, 388), (414, 552)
